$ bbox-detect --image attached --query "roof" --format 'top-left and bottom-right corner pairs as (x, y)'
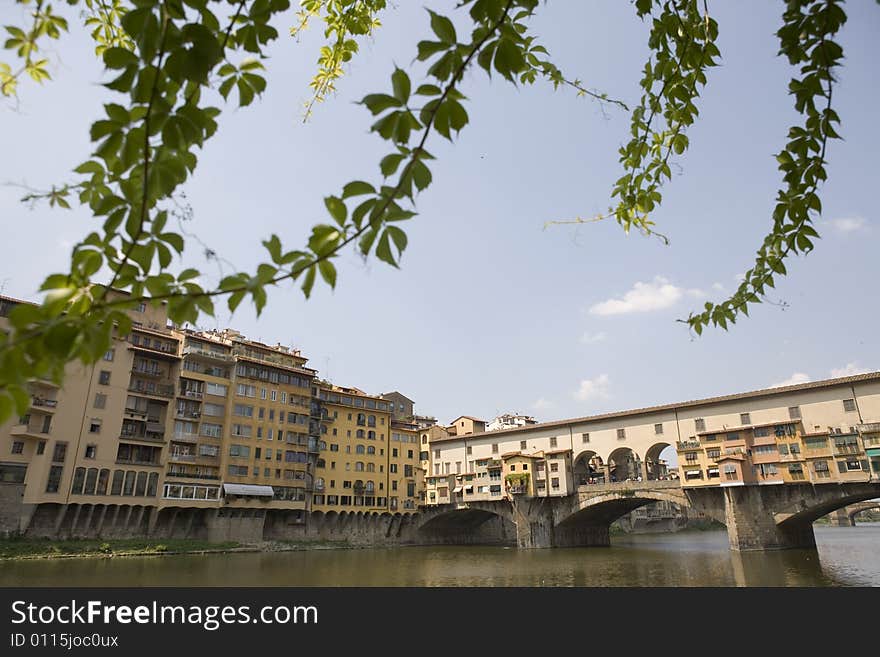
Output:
(450, 415), (486, 424)
(382, 391), (415, 403)
(432, 371), (880, 444)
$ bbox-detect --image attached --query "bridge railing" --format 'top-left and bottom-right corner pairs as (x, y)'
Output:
(576, 479), (682, 494)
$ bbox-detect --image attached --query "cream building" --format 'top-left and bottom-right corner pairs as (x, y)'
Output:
(423, 372), (880, 504)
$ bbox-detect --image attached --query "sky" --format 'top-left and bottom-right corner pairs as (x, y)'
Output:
(1, 1), (878, 436)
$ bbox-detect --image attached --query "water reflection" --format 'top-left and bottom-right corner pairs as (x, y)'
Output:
(1, 526), (877, 587)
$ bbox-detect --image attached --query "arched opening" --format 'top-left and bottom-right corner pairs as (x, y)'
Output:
(645, 442), (673, 480)
(573, 450), (604, 485)
(607, 447), (640, 483)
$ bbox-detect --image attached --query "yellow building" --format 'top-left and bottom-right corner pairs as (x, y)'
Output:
(1, 292), (427, 536)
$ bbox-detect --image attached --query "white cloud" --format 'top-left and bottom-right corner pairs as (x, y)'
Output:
(712, 282), (725, 292)
(532, 398), (555, 411)
(827, 217), (867, 233)
(574, 374), (610, 401)
(769, 372), (811, 388)
(830, 362), (869, 378)
(589, 276), (702, 316)
(579, 331), (607, 345)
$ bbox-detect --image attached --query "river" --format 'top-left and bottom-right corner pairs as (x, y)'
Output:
(1, 525), (878, 587)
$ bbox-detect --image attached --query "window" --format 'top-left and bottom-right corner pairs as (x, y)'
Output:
(136, 302), (146, 312)
(206, 382), (227, 397)
(740, 413), (751, 425)
(98, 370), (111, 385)
(234, 404), (254, 417)
(788, 406), (801, 420)
(685, 452), (698, 463)
(754, 426), (770, 438)
(11, 441), (24, 455)
(522, 463), (529, 470)
(202, 403), (224, 417)
(582, 433), (590, 444)
(550, 462), (559, 472)
(84, 444), (97, 459)
(695, 418), (706, 432)
(843, 399), (857, 412)
(509, 465), (516, 472)
(392, 448), (398, 457)
(466, 446), (472, 455)
(551, 477), (560, 489)
(549, 437), (557, 448)
(45, 466), (63, 493)
(260, 388), (267, 400)
(36, 441), (46, 455)
(616, 428), (626, 440)
(89, 419), (101, 434)
(52, 442), (67, 463)
(707, 448), (721, 460)
(723, 464), (737, 480)
(93, 393), (107, 409)
(520, 440), (527, 450)
(492, 444), (498, 454)
(103, 349), (115, 361)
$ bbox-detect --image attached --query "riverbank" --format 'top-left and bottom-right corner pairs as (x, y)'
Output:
(0, 537), (353, 561)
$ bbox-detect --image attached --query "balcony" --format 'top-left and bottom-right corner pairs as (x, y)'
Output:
(169, 453), (196, 463)
(180, 389), (204, 400)
(182, 345), (232, 362)
(175, 409), (202, 420)
(115, 459), (162, 467)
(10, 422), (50, 438)
(129, 342), (180, 360)
(119, 432), (165, 444)
(131, 366), (167, 378)
(128, 383), (175, 399)
(833, 445), (862, 456)
(676, 440), (701, 450)
(508, 486), (528, 495)
(172, 433), (199, 444)
(124, 407), (148, 419)
(166, 470), (220, 481)
(30, 397), (58, 411)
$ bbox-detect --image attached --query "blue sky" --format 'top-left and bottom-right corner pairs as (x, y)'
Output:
(1, 1), (878, 430)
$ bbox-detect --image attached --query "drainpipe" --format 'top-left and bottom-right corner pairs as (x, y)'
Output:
(851, 384), (864, 424)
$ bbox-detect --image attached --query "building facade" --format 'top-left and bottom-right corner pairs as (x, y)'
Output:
(421, 373), (880, 505)
(0, 293), (425, 537)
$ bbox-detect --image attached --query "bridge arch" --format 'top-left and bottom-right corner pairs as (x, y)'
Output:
(847, 501), (880, 522)
(645, 442), (673, 480)
(607, 447), (641, 483)
(417, 503), (516, 545)
(573, 450), (603, 485)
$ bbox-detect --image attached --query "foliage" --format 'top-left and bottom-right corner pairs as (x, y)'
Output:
(0, 0), (860, 422)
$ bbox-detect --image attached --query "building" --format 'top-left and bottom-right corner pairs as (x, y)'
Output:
(422, 372), (880, 505)
(0, 293), (425, 537)
(486, 413), (537, 432)
(447, 415), (486, 436)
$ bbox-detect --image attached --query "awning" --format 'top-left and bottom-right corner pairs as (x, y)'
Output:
(453, 486), (463, 493)
(707, 468), (719, 474)
(223, 483), (274, 497)
(866, 448), (880, 457)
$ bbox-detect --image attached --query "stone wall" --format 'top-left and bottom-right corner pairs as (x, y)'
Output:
(0, 482), (25, 537)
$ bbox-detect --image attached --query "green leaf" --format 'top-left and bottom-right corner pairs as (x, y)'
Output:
(391, 68), (411, 104)
(342, 181), (376, 199)
(318, 259), (337, 288)
(429, 10), (457, 45)
(324, 196), (347, 225)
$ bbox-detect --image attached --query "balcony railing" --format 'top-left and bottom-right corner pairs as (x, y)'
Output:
(131, 366), (166, 378)
(115, 459), (162, 467)
(833, 445), (862, 456)
(172, 433), (199, 444)
(182, 345), (232, 361)
(180, 389), (204, 399)
(128, 383), (175, 398)
(31, 397), (58, 409)
(120, 432), (165, 443)
(170, 453), (196, 463)
(676, 440), (701, 450)
(165, 471), (220, 481)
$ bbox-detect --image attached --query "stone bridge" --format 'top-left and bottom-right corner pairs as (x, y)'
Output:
(828, 499), (880, 527)
(415, 480), (880, 551)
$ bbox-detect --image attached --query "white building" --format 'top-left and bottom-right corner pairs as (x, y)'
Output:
(486, 413), (538, 432)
